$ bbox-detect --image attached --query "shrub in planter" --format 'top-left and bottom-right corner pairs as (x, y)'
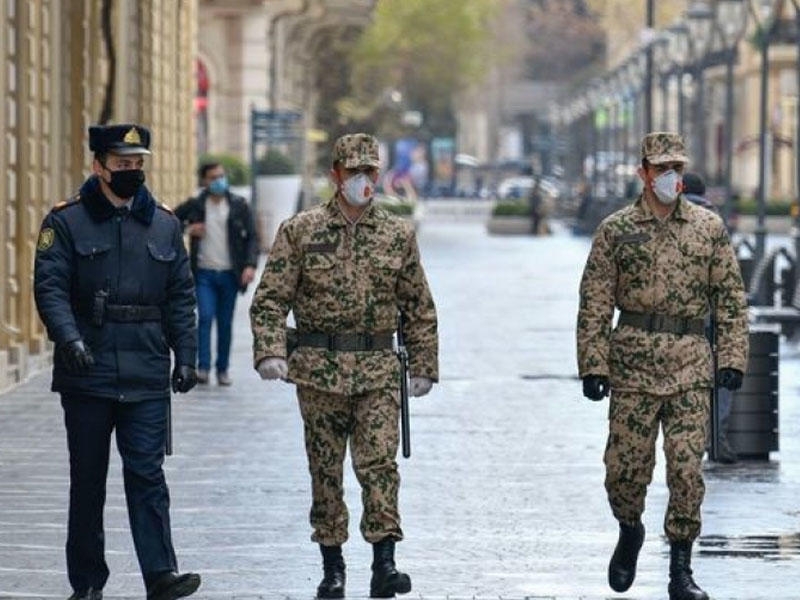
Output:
(256, 149), (296, 176)
(375, 194), (415, 216)
(736, 197), (792, 216)
(492, 199), (530, 217)
(198, 152), (250, 185)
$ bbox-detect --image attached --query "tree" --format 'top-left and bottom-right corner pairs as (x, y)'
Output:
(344, 0), (506, 138)
(523, 0), (606, 80)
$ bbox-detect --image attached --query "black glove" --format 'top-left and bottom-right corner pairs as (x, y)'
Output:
(717, 368), (743, 391)
(59, 340), (94, 374)
(171, 365), (197, 394)
(582, 374), (610, 401)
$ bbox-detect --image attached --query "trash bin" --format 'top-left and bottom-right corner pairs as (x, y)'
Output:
(728, 324), (780, 460)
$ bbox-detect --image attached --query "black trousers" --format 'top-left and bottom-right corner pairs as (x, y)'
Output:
(61, 394), (177, 592)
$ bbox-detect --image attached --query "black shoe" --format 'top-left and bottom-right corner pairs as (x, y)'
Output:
(67, 589), (102, 600)
(668, 540), (709, 600)
(369, 538), (411, 598)
(608, 521), (645, 592)
(317, 544), (346, 598)
(146, 571), (201, 600)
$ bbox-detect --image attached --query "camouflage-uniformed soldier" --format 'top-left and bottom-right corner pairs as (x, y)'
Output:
(250, 133), (438, 599)
(576, 132), (748, 600)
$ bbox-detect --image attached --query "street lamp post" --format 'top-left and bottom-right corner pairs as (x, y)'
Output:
(714, 0), (749, 226)
(749, 0), (781, 264)
(686, 1), (715, 180)
(668, 23), (691, 136)
(787, 0), (800, 284)
(645, 0), (655, 131)
(653, 33), (673, 130)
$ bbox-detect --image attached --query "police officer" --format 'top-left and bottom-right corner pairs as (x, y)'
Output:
(34, 124), (201, 600)
(250, 133), (438, 598)
(576, 132), (748, 600)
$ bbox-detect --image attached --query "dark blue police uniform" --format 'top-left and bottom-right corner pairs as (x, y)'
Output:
(33, 124), (200, 600)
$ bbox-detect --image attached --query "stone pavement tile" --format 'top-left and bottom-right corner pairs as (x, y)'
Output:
(1, 222), (799, 600)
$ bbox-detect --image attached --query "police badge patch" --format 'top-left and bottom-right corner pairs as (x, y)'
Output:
(37, 228), (54, 251)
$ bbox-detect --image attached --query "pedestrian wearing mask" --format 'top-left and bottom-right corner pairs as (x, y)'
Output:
(174, 163), (258, 386)
(250, 133), (438, 599)
(33, 124), (200, 600)
(576, 132), (748, 600)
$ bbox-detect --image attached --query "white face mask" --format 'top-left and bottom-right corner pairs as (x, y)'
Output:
(341, 173), (374, 207)
(652, 169), (682, 205)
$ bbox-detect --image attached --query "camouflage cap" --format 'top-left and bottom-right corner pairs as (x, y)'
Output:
(332, 133), (380, 169)
(640, 131), (688, 165)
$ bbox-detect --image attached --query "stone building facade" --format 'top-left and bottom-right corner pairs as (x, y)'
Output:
(0, 0), (197, 390)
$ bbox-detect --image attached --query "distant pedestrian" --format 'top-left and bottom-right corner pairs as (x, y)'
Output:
(528, 177), (543, 235)
(682, 172), (739, 465)
(250, 133), (439, 599)
(33, 124), (200, 600)
(174, 162), (259, 386)
(576, 132), (749, 600)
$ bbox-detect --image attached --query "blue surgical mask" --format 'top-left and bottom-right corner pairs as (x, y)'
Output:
(208, 176), (229, 196)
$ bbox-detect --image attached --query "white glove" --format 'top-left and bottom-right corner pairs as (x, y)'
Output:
(409, 376), (433, 397)
(257, 357), (288, 380)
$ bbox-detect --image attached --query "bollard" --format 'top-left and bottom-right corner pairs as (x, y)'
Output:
(728, 324), (780, 460)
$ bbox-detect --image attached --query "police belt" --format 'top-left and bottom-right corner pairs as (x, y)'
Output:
(296, 331), (394, 351)
(618, 311), (705, 336)
(105, 304), (163, 323)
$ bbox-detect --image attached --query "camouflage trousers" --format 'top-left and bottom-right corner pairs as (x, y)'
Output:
(297, 385), (403, 545)
(604, 389), (708, 542)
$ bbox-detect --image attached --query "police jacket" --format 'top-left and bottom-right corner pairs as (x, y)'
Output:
(174, 190), (259, 293)
(34, 176), (197, 402)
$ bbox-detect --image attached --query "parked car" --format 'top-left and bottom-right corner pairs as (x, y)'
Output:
(496, 176), (560, 201)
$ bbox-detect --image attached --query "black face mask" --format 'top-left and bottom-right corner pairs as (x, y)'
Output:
(104, 168), (145, 199)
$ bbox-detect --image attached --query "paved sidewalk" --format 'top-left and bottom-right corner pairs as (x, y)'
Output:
(1, 220), (799, 599)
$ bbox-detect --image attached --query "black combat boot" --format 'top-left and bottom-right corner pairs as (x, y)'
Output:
(668, 540), (709, 600)
(608, 520), (645, 592)
(369, 537), (411, 598)
(316, 544), (346, 599)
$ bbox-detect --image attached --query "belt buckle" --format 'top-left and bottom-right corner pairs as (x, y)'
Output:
(677, 317), (687, 335)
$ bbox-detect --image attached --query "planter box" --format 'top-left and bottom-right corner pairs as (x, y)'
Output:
(735, 215), (792, 235)
(255, 175), (302, 251)
(487, 216), (534, 235)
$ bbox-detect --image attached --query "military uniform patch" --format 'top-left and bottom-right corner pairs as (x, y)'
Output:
(37, 228), (55, 251)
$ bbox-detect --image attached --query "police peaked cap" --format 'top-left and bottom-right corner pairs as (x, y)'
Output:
(89, 123), (152, 155)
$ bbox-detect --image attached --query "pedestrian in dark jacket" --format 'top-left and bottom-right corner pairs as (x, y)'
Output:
(33, 123), (201, 600)
(174, 162), (259, 386)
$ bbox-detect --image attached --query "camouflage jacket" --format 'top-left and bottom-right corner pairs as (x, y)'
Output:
(576, 195), (748, 395)
(250, 198), (438, 395)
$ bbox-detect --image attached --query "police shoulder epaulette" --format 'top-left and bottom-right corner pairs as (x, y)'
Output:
(52, 194), (81, 211)
(157, 202), (174, 214)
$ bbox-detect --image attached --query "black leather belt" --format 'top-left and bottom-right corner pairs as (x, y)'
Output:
(618, 311), (705, 336)
(105, 304), (162, 322)
(296, 331), (394, 351)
